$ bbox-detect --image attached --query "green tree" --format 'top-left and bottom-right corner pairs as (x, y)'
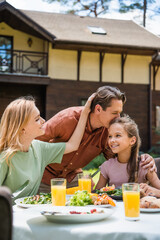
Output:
(43, 0), (160, 28)
(43, 0), (112, 17)
(118, 0), (157, 27)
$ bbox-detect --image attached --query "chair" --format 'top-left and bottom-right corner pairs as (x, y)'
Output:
(0, 186), (12, 240)
(155, 158), (160, 179)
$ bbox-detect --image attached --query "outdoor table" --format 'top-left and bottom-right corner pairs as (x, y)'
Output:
(13, 201), (160, 240)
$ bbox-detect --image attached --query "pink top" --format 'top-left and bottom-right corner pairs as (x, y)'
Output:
(100, 157), (148, 188)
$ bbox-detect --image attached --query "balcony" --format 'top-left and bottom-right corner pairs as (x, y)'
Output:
(0, 49), (48, 75)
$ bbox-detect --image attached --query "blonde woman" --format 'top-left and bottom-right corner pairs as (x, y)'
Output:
(0, 95), (94, 200)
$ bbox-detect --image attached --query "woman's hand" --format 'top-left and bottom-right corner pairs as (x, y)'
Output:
(140, 183), (160, 198)
(64, 93), (95, 154)
(83, 93), (96, 114)
(140, 154), (157, 172)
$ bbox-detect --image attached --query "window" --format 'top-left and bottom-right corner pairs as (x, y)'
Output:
(81, 99), (87, 106)
(88, 26), (106, 35)
(0, 36), (13, 73)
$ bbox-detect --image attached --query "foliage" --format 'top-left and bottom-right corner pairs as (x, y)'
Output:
(43, 0), (112, 17)
(118, 0), (157, 27)
(43, 0), (160, 28)
(83, 169), (100, 186)
(118, 0), (155, 13)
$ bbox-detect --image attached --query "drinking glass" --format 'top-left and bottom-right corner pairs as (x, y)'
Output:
(51, 178), (66, 206)
(78, 173), (91, 193)
(122, 183), (140, 221)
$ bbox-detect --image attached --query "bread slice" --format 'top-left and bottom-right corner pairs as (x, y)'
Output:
(140, 196), (160, 208)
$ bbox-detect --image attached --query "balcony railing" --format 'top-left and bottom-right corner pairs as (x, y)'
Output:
(0, 49), (48, 75)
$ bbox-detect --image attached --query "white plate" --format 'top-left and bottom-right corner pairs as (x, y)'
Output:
(140, 208), (160, 213)
(15, 197), (51, 208)
(40, 206), (115, 223)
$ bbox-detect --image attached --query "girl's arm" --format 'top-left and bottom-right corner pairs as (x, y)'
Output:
(146, 170), (160, 190)
(64, 94), (95, 154)
(95, 173), (108, 190)
(140, 183), (160, 198)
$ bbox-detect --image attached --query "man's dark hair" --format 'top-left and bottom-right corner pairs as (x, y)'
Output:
(91, 86), (126, 112)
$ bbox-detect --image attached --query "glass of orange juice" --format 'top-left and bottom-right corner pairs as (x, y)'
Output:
(78, 173), (91, 193)
(122, 183), (140, 221)
(51, 178), (66, 206)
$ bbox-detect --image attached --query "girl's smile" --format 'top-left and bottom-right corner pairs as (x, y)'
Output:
(108, 123), (135, 155)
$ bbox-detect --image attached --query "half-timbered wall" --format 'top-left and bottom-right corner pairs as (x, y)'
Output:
(45, 80), (150, 151)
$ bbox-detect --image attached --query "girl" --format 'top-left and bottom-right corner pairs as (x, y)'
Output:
(0, 94), (94, 199)
(96, 115), (160, 190)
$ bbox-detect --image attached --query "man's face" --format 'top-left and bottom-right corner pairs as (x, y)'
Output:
(96, 99), (123, 128)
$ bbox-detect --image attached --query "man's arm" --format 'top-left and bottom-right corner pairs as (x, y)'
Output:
(140, 154), (157, 172)
(37, 109), (80, 142)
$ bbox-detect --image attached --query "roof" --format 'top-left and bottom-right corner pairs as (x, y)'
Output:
(22, 10), (160, 52)
(0, 1), (160, 54)
(0, 0), (54, 41)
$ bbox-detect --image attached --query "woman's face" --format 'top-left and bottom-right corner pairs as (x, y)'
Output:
(23, 106), (45, 139)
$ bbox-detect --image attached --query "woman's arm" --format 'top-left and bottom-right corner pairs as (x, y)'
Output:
(95, 173), (108, 190)
(64, 94), (95, 154)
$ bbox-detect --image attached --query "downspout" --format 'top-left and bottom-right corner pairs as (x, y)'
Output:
(149, 51), (159, 149)
(148, 61), (152, 150)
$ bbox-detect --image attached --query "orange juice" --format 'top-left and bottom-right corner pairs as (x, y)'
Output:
(78, 178), (91, 193)
(51, 185), (66, 206)
(66, 186), (79, 195)
(123, 191), (140, 218)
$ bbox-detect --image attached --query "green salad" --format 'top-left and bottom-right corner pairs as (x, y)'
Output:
(21, 193), (52, 204)
(69, 190), (92, 206)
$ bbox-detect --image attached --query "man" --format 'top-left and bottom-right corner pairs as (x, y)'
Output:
(38, 86), (155, 188)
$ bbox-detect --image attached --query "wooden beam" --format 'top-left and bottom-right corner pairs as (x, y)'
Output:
(77, 50), (81, 81)
(53, 42), (157, 56)
(121, 54), (127, 83)
(99, 52), (105, 82)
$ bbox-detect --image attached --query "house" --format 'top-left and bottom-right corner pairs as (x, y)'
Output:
(0, 0), (160, 151)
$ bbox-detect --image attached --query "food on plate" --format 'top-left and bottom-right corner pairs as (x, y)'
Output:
(21, 193), (52, 204)
(41, 208), (104, 216)
(69, 209), (104, 214)
(69, 190), (116, 207)
(99, 185), (115, 192)
(95, 185), (122, 197)
(92, 194), (116, 207)
(69, 190), (93, 206)
(140, 196), (160, 208)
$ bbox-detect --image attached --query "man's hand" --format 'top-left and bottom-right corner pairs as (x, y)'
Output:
(140, 154), (157, 172)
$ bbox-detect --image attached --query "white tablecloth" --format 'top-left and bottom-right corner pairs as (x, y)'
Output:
(13, 202), (160, 240)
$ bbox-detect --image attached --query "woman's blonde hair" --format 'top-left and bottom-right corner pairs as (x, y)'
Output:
(0, 96), (35, 165)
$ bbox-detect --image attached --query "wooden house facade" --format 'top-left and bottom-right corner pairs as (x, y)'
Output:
(0, 0), (160, 151)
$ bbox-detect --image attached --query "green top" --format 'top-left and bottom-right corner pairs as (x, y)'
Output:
(0, 140), (65, 199)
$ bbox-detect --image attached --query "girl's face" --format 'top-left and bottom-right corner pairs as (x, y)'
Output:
(23, 106), (45, 139)
(108, 123), (136, 154)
